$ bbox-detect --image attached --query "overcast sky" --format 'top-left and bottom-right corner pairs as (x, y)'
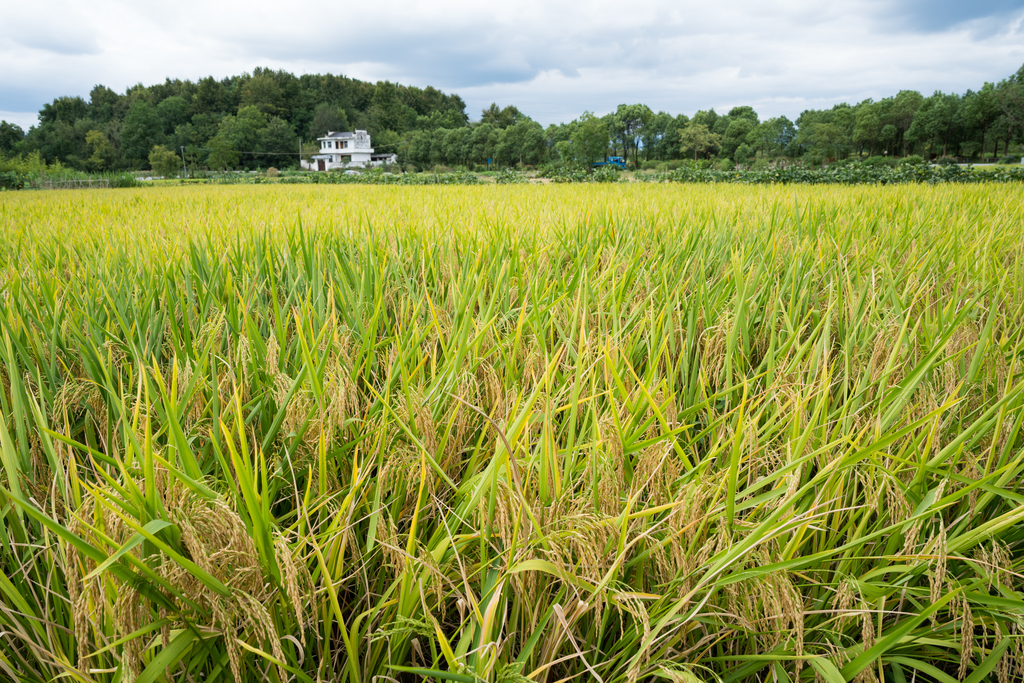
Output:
(1, 0), (1023, 130)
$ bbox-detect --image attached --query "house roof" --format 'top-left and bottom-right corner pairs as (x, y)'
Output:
(322, 131), (354, 139)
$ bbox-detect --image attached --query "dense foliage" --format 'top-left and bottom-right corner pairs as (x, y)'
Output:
(2, 63), (1022, 174)
(1, 184), (1023, 683)
(637, 162), (1024, 185)
(0, 68), (467, 172)
(0, 171), (28, 190)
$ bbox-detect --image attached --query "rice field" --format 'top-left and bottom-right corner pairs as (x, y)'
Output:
(1, 183), (1023, 683)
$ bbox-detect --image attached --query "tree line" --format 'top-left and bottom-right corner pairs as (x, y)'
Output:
(1, 64), (1022, 173)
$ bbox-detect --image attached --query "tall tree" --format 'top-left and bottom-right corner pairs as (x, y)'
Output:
(996, 68), (1024, 155)
(308, 104), (349, 139)
(962, 83), (1001, 160)
(610, 103), (653, 165)
(853, 101), (882, 156)
(891, 90), (924, 156)
(121, 100), (163, 166)
(480, 104), (526, 129)
(369, 82), (408, 135)
(0, 121), (24, 154)
(85, 130), (117, 170)
(573, 112), (610, 167)
(88, 85), (120, 124)
(679, 123), (721, 160)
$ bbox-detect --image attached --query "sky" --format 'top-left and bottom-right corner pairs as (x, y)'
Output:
(1, 0), (1023, 130)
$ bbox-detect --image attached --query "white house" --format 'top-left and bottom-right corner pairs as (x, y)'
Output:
(302, 130), (398, 171)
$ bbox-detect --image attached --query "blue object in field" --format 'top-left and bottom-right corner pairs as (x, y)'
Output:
(593, 156), (626, 169)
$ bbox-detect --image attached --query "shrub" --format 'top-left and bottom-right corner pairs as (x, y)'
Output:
(932, 156), (959, 166)
(493, 168), (527, 184)
(107, 173), (139, 188)
(0, 170), (28, 190)
(899, 155), (925, 166)
(592, 166), (622, 183)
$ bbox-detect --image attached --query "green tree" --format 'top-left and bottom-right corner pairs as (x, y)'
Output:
(910, 91), (961, 157)
(573, 112), (610, 167)
(308, 104), (349, 139)
(691, 109), (719, 133)
(148, 144), (181, 177)
(0, 121), (24, 154)
(374, 129), (401, 158)
(39, 96), (89, 125)
(879, 125), (898, 155)
(996, 68), (1024, 155)
(206, 137), (239, 170)
(720, 118), (755, 159)
(807, 122), (846, 161)
(470, 123), (500, 166)
(727, 106), (759, 123)
(609, 103), (653, 165)
(214, 106), (267, 168)
(480, 103), (526, 129)
(370, 82), (408, 135)
(85, 130), (118, 170)
(679, 123), (721, 160)
(156, 96), (189, 135)
(891, 90), (924, 156)
(87, 85), (120, 124)
(121, 100), (164, 166)
(240, 72), (285, 116)
(746, 117), (794, 159)
(441, 127), (471, 166)
(641, 111), (674, 160)
(853, 101), (882, 156)
(192, 77), (228, 116)
(962, 83), (1001, 160)
(256, 117), (299, 168)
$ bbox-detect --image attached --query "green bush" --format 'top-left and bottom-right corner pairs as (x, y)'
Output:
(632, 160), (1024, 186)
(592, 166), (622, 183)
(107, 173), (140, 188)
(899, 155), (925, 166)
(493, 168), (527, 184)
(0, 171), (28, 190)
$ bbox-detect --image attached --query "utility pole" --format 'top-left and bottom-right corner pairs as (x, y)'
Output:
(299, 139), (302, 170)
(180, 146), (187, 179)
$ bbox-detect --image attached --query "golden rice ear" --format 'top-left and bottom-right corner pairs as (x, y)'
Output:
(275, 534), (309, 646)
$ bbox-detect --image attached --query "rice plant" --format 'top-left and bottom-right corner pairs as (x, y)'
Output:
(0, 183), (1022, 683)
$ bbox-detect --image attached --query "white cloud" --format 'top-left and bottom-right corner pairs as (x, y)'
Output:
(0, 111), (38, 131)
(0, 0), (1022, 127)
